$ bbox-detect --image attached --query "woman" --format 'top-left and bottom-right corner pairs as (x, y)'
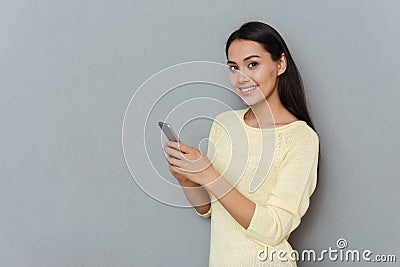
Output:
(162, 21), (319, 267)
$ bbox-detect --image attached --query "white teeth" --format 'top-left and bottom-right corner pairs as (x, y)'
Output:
(240, 85), (258, 92)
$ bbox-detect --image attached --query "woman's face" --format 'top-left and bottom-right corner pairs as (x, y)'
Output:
(227, 39), (286, 106)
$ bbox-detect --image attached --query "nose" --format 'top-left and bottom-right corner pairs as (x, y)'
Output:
(237, 71), (250, 84)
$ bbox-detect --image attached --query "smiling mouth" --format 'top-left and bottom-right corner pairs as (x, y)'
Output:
(239, 85), (258, 92)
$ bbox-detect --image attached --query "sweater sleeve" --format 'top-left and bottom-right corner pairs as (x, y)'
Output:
(243, 131), (319, 246)
(194, 116), (223, 218)
(194, 187), (212, 218)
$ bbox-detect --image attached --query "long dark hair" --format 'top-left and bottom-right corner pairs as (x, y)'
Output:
(225, 21), (316, 132)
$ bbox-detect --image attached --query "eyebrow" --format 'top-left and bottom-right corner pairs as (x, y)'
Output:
(227, 55), (260, 64)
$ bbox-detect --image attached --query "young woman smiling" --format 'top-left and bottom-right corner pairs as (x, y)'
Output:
(163, 21), (319, 267)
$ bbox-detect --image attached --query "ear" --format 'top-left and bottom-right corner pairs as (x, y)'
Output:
(277, 53), (287, 76)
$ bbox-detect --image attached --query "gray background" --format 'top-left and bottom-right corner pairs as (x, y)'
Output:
(1, 0), (399, 266)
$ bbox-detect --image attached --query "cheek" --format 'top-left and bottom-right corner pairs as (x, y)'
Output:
(250, 70), (267, 85)
(228, 71), (236, 87)
(255, 68), (277, 87)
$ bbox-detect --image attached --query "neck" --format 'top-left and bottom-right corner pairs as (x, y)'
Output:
(247, 101), (274, 128)
(246, 88), (294, 128)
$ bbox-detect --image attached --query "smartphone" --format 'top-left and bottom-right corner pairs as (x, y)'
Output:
(158, 122), (180, 142)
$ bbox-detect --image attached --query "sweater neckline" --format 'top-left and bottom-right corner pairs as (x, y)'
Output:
(238, 107), (306, 132)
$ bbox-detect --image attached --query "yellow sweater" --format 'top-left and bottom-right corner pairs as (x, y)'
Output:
(195, 108), (319, 267)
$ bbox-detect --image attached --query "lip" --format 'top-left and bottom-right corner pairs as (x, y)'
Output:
(238, 85), (258, 95)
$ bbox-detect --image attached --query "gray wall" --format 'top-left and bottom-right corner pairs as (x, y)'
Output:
(1, 0), (399, 266)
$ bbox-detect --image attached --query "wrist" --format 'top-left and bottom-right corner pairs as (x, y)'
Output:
(178, 178), (197, 187)
(201, 167), (220, 187)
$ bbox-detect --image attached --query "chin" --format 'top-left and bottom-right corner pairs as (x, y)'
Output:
(240, 96), (265, 107)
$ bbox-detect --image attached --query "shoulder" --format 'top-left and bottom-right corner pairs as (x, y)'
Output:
(208, 109), (246, 138)
(283, 122), (319, 148)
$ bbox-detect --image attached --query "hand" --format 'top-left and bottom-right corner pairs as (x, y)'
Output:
(162, 141), (219, 186)
(167, 162), (189, 185)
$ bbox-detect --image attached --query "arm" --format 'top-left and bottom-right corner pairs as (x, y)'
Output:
(165, 141), (257, 223)
(204, 132), (320, 246)
(165, 143), (256, 225)
(204, 171), (256, 228)
(176, 177), (211, 217)
(166, 129), (319, 245)
(176, 117), (224, 218)
(165, 152), (211, 216)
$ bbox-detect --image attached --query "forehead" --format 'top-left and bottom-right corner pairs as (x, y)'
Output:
(227, 39), (269, 61)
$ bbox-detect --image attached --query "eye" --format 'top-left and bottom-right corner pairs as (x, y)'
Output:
(248, 62), (258, 69)
(228, 65), (238, 71)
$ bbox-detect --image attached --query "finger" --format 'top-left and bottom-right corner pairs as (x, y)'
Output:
(167, 156), (182, 168)
(163, 145), (184, 160)
(168, 163), (176, 172)
(169, 163), (183, 174)
(167, 141), (191, 154)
